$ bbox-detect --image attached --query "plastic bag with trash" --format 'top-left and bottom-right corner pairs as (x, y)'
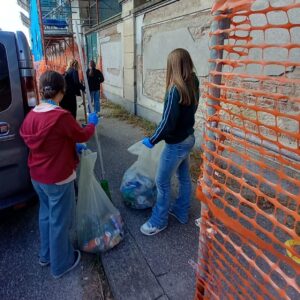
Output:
(77, 150), (124, 253)
(120, 141), (165, 209)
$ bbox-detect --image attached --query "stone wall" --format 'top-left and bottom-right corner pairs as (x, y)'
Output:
(219, 5), (300, 152)
(223, 75), (300, 151)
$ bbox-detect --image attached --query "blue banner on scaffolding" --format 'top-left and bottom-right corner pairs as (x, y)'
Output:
(43, 19), (68, 28)
(30, 0), (43, 61)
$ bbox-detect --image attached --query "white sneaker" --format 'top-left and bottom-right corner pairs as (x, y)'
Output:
(140, 222), (167, 236)
(39, 259), (50, 267)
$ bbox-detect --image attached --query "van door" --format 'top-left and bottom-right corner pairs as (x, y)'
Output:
(0, 32), (32, 207)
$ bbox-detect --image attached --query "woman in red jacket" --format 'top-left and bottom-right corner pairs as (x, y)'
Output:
(20, 70), (98, 279)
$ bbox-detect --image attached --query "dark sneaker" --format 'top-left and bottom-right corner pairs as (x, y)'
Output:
(53, 250), (81, 279)
(140, 221), (167, 236)
(169, 210), (188, 224)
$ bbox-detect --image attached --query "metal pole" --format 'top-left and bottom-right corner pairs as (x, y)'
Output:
(75, 21), (92, 109)
(74, 20), (106, 180)
(96, 0), (99, 25)
(81, 91), (88, 124)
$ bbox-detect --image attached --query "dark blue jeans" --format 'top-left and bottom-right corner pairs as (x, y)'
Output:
(149, 134), (195, 227)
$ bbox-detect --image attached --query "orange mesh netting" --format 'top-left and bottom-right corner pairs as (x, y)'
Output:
(45, 43), (82, 76)
(34, 42), (85, 93)
(195, 0), (300, 299)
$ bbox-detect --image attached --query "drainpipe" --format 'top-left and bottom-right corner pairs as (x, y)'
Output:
(197, 13), (230, 297)
(133, 12), (137, 115)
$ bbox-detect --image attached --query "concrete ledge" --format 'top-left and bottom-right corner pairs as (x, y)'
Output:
(104, 91), (162, 125)
(104, 91), (135, 114)
(136, 103), (161, 125)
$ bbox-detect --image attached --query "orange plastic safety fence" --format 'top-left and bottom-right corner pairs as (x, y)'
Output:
(33, 43), (85, 94)
(196, 1), (300, 299)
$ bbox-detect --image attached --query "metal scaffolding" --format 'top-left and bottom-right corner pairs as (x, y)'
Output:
(36, 0), (74, 65)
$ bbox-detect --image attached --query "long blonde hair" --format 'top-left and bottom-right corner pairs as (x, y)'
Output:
(166, 48), (197, 106)
(67, 59), (79, 71)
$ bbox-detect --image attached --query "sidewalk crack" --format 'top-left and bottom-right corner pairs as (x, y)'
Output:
(128, 230), (169, 298)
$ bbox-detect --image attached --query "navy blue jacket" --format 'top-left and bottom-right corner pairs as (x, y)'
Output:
(150, 76), (199, 145)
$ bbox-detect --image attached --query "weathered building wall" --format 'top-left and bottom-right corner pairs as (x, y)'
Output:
(82, 0), (212, 145)
(83, 0), (299, 151)
(98, 22), (124, 105)
(135, 0), (212, 145)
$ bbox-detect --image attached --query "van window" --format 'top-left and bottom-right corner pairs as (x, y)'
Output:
(0, 43), (12, 112)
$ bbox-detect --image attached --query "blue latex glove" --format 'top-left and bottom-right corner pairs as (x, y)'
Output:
(76, 143), (87, 154)
(142, 137), (154, 149)
(88, 112), (99, 126)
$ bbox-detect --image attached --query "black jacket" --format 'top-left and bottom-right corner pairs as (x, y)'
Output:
(150, 75), (200, 145)
(64, 68), (84, 96)
(86, 68), (104, 91)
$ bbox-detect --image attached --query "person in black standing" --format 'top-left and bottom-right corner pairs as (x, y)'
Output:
(60, 59), (85, 119)
(86, 60), (104, 116)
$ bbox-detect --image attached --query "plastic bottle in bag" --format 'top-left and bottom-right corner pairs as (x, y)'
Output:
(110, 215), (122, 233)
(84, 237), (103, 252)
(77, 150), (124, 253)
(103, 232), (112, 248)
(109, 234), (123, 248)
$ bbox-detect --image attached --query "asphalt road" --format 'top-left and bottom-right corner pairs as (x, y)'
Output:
(0, 201), (85, 299)
(0, 102), (201, 300)
(0, 193), (104, 300)
(0, 101), (109, 300)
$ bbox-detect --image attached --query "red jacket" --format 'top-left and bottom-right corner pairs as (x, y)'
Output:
(20, 107), (95, 184)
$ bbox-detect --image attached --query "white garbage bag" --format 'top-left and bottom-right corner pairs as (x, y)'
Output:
(120, 141), (165, 209)
(77, 150), (124, 253)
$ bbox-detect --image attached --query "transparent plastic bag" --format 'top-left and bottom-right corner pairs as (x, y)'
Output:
(120, 141), (165, 209)
(77, 150), (124, 253)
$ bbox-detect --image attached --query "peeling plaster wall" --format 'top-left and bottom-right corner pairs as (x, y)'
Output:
(99, 23), (124, 99)
(136, 0), (212, 145)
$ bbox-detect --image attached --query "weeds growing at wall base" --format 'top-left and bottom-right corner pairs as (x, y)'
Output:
(102, 99), (203, 183)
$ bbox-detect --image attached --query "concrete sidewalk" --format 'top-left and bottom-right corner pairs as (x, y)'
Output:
(88, 106), (201, 300)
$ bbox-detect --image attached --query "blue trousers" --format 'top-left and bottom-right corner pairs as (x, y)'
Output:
(149, 134), (195, 227)
(32, 180), (75, 276)
(90, 90), (100, 113)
